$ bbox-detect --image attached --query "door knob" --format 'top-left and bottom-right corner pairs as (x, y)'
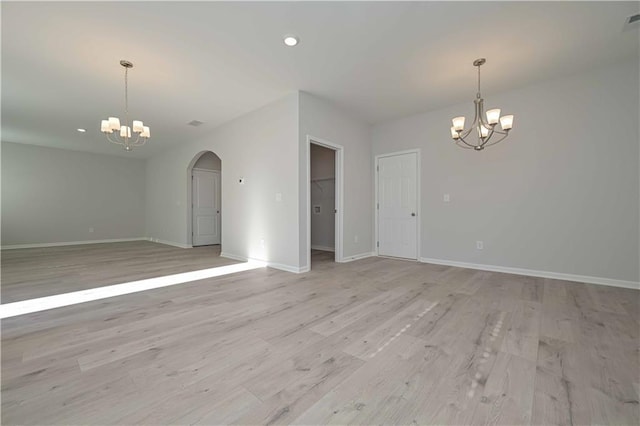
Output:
(411, 212), (416, 217)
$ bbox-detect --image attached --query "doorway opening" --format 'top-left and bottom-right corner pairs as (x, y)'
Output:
(188, 151), (222, 250)
(307, 136), (344, 270)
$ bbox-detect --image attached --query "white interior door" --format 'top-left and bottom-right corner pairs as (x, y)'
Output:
(192, 170), (220, 246)
(378, 152), (418, 259)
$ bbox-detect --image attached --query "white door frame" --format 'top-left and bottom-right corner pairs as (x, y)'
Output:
(374, 148), (421, 259)
(307, 135), (344, 268)
(191, 168), (221, 246)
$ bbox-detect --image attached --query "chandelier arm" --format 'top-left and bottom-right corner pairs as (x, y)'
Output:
(490, 128), (507, 136)
(482, 133), (510, 148)
(459, 126), (475, 140)
(456, 134), (479, 149)
(128, 133), (142, 146)
(455, 140), (474, 149)
(106, 133), (124, 146)
(132, 136), (148, 147)
(480, 126), (497, 147)
(479, 114), (494, 131)
(470, 102), (479, 130)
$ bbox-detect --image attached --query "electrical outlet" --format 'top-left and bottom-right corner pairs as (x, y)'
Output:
(239, 177), (245, 185)
(354, 235), (359, 243)
(89, 227), (94, 233)
(476, 241), (484, 250)
(275, 193), (282, 202)
(260, 239), (265, 248)
(444, 194), (450, 202)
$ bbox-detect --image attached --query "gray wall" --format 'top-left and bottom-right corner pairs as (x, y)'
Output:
(299, 91), (373, 267)
(145, 93), (301, 269)
(1, 142), (146, 246)
(311, 143), (335, 250)
(372, 60), (639, 283)
(193, 151), (221, 171)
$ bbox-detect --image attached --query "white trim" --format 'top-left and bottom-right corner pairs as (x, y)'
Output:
(338, 251), (376, 263)
(150, 238), (192, 249)
(306, 135), (344, 269)
(221, 252), (308, 274)
(374, 149), (421, 260)
(220, 251), (247, 262)
(270, 263), (310, 274)
(2, 238), (147, 250)
(419, 257), (640, 290)
(192, 167), (220, 173)
(311, 245), (335, 252)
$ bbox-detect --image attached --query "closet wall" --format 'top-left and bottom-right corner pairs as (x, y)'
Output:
(310, 143), (335, 251)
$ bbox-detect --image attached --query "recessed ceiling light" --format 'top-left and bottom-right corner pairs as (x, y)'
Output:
(283, 35), (299, 47)
(77, 128), (86, 133)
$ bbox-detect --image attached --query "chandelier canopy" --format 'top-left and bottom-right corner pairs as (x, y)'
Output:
(100, 60), (150, 151)
(450, 58), (514, 151)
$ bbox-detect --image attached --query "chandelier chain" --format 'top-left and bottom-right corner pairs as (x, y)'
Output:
(477, 63), (481, 98)
(124, 66), (129, 136)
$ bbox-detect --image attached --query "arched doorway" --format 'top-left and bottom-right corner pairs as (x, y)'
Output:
(187, 151), (222, 249)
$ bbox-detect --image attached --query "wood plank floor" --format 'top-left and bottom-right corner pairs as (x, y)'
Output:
(1, 242), (230, 303)
(2, 243), (639, 425)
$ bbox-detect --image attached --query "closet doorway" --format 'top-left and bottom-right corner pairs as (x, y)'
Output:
(307, 136), (343, 269)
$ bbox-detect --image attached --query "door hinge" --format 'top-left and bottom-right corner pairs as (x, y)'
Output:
(376, 165), (379, 172)
(377, 203), (379, 210)
(377, 241), (379, 247)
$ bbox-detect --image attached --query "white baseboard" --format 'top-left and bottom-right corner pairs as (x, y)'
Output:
(148, 238), (192, 249)
(311, 245), (335, 252)
(1, 238), (147, 250)
(419, 257), (639, 290)
(338, 251), (376, 263)
(220, 252), (307, 274)
(219, 252), (247, 262)
(269, 262), (309, 273)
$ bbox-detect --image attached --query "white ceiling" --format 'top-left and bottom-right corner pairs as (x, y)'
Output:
(2, 1), (638, 158)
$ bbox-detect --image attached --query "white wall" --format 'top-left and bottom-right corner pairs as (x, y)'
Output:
(311, 143), (335, 250)
(1, 142), (146, 246)
(146, 93), (301, 270)
(299, 91), (373, 267)
(372, 60), (639, 284)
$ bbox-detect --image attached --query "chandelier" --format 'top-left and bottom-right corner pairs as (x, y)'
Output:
(450, 58), (514, 151)
(100, 60), (150, 151)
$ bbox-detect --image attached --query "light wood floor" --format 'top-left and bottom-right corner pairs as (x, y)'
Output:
(1, 242), (230, 303)
(1, 243), (638, 425)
